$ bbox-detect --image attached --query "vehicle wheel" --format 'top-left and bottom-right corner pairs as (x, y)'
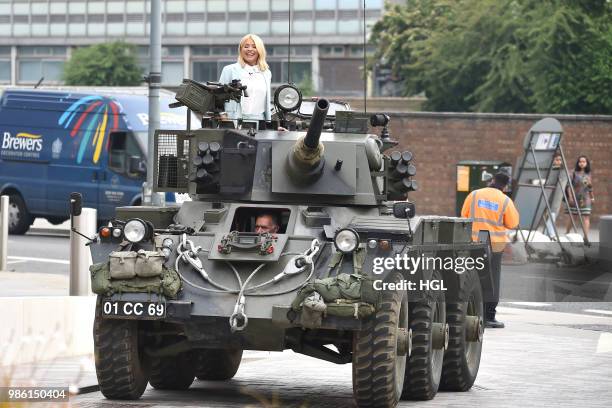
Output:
(94, 315), (149, 400)
(401, 271), (446, 401)
(149, 351), (196, 390)
(195, 349), (243, 381)
(46, 216), (68, 225)
(352, 271), (408, 408)
(440, 269), (484, 391)
(7, 194), (33, 235)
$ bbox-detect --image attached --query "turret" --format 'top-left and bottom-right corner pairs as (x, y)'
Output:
(286, 98), (329, 184)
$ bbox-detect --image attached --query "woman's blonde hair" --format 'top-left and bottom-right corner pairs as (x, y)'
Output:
(237, 33), (269, 72)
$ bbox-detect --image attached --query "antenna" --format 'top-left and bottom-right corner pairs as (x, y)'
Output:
(287, 0), (292, 83)
(34, 77), (44, 89)
(363, 0), (367, 113)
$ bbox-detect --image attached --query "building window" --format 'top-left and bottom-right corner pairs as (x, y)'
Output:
(0, 46), (10, 83)
(268, 60), (312, 85)
(163, 46), (184, 57)
(192, 61), (219, 83)
(211, 47), (231, 56)
(338, 0), (360, 9)
(365, 0), (383, 9)
(17, 47), (66, 84)
(19, 61), (65, 83)
(321, 46), (345, 57)
(315, 0), (336, 10)
(162, 62), (184, 86)
(0, 61), (10, 83)
(249, 0), (269, 12)
(294, 0), (314, 11)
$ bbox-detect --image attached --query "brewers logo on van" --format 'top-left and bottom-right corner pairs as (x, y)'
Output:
(1, 131), (44, 159)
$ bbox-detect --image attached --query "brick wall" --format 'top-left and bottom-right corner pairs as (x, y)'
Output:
(385, 112), (612, 223)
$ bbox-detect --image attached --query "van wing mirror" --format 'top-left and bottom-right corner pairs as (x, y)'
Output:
(128, 156), (146, 174)
(393, 201), (416, 219)
(70, 192), (82, 216)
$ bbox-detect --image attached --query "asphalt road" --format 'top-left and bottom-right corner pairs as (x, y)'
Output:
(6, 233), (70, 275)
(69, 305), (612, 408)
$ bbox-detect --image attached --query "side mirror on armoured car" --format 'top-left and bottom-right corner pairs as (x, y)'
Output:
(393, 201), (416, 219)
(70, 192), (82, 217)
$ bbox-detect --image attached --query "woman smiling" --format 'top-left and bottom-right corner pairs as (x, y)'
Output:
(218, 34), (272, 121)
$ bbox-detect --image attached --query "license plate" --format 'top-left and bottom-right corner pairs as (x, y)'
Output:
(102, 300), (166, 319)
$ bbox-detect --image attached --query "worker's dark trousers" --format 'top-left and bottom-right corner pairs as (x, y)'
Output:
(485, 251), (503, 320)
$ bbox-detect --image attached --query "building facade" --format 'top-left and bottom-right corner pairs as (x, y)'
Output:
(0, 0), (387, 96)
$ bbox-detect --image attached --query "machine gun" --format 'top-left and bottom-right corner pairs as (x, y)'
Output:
(171, 78), (248, 119)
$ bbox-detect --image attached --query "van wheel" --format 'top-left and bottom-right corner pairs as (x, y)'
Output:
(7, 194), (33, 235)
(195, 349), (243, 381)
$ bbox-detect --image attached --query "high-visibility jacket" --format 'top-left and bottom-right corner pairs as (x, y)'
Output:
(461, 187), (520, 252)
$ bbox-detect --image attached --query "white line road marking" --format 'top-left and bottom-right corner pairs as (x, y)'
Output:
(596, 333), (612, 353)
(7, 256), (70, 265)
(584, 309), (612, 316)
(509, 302), (553, 307)
(7, 260), (28, 265)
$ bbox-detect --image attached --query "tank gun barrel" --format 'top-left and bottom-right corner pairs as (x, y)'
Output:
(304, 98), (329, 149)
(286, 98), (329, 185)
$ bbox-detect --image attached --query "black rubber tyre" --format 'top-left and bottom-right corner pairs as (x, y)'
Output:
(401, 271), (446, 401)
(440, 269), (484, 391)
(46, 216), (68, 225)
(352, 272), (409, 408)
(7, 194), (33, 235)
(195, 349), (243, 381)
(93, 316), (149, 400)
(149, 351), (196, 390)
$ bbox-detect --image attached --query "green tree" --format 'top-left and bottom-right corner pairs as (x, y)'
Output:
(370, 0), (612, 114)
(63, 42), (143, 86)
(297, 73), (315, 98)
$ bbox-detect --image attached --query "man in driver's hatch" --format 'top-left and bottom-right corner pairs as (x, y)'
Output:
(254, 213), (280, 234)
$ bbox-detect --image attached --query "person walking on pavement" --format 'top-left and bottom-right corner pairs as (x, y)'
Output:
(461, 172), (519, 329)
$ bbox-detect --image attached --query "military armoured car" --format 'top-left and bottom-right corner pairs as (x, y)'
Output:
(87, 80), (491, 407)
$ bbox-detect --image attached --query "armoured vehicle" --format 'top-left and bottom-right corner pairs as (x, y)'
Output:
(86, 80), (491, 407)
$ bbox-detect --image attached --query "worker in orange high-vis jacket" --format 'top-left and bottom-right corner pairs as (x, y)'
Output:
(461, 172), (519, 329)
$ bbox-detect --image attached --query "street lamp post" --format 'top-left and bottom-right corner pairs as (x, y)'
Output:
(144, 0), (163, 206)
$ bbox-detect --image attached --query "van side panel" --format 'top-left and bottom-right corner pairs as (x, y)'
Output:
(0, 90), (191, 222)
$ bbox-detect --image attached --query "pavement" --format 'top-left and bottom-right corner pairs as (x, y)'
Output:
(28, 217), (72, 236)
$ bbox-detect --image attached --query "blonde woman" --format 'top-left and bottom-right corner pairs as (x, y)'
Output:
(219, 34), (272, 121)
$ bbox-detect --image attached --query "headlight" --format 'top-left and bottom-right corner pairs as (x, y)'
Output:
(274, 84), (302, 112)
(123, 219), (149, 243)
(334, 228), (359, 253)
